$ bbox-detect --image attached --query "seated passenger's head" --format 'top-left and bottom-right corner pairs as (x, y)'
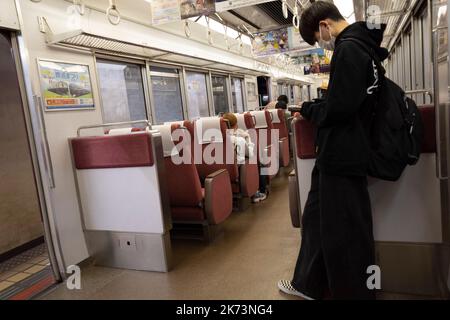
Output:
(299, 1), (346, 49)
(223, 113), (238, 130)
(277, 95), (289, 104)
(276, 101), (288, 110)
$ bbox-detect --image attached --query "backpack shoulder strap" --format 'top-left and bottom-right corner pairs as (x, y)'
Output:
(339, 38), (386, 77)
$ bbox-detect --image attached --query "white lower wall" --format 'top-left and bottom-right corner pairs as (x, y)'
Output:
(296, 154), (443, 244)
(77, 167), (166, 234)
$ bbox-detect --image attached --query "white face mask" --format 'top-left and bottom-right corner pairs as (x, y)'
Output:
(318, 25), (335, 51)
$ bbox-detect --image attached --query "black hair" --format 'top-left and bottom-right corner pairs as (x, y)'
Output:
(299, 1), (345, 46)
(275, 101), (288, 110)
(277, 95), (289, 104)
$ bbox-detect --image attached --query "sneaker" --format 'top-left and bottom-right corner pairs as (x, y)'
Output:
(252, 191), (267, 203)
(278, 280), (314, 300)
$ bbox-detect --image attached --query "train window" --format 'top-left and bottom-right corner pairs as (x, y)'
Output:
(97, 59), (147, 124)
(186, 71), (210, 119)
(150, 66), (184, 124)
(212, 75), (229, 115)
(231, 77), (245, 113)
(211, 75), (230, 115)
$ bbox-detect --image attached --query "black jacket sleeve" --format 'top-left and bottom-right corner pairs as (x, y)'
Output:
(300, 42), (371, 127)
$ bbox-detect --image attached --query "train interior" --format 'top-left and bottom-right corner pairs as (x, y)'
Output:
(0, 0), (449, 300)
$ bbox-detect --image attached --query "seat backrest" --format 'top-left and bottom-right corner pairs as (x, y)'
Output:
(70, 132), (170, 234)
(153, 124), (204, 208)
(269, 109), (288, 139)
(233, 112), (253, 131)
(418, 105), (436, 154)
(250, 110), (274, 163)
(193, 117), (238, 182)
(293, 116), (317, 160)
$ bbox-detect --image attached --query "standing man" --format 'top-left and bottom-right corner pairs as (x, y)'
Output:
(278, 1), (389, 300)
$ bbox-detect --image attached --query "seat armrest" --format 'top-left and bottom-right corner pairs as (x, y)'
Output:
(279, 137), (290, 167)
(288, 171), (301, 228)
(239, 160), (259, 197)
(204, 169), (233, 225)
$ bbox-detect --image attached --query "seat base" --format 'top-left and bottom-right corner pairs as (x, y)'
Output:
(233, 195), (252, 212)
(85, 230), (172, 272)
(171, 222), (223, 243)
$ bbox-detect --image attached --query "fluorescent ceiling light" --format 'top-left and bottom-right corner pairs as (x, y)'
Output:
(333, 0), (356, 23)
(189, 16), (252, 45)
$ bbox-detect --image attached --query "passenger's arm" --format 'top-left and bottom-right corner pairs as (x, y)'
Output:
(301, 43), (371, 127)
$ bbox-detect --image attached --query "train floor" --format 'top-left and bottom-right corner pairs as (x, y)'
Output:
(0, 243), (55, 299)
(39, 167), (439, 300)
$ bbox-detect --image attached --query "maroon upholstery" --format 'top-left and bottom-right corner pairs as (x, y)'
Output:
(419, 105), (436, 154)
(205, 170), (233, 224)
(252, 110), (274, 165)
(294, 106), (437, 160)
(242, 161), (259, 197)
(194, 118), (239, 183)
(71, 133), (154, 169)
(280, 138), (290, 167)
(272, 109), (289, 139)
(160, 123), (232, 225)
(243, 112), (255, 129)
(294, 117), (317, 160)
(171, 207), (205, 222)
(164, 156), (203, 207)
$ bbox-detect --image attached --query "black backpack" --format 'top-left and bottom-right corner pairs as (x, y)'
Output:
(341, 38), (424, 181)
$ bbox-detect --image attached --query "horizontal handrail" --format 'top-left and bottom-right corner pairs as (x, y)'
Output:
(77, 120), (152, 137)
(405, 89), (433, 102)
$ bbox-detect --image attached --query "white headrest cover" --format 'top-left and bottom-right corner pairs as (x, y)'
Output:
(250, 111), (268, 129)
(235, 113), (248, 130)
(108, 128), (134, 135)
(269, 110), (281, 124)
(195, 117), (223, 144)
(152, 124), (178, 157)
(164, 121), (185, 126)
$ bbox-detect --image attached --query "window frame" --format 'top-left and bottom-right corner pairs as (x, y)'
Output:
(95, 56), (150, 125)
(148, 62), (187, 124)
(184, 68), (212, 119)
(211, 73), (231, 115)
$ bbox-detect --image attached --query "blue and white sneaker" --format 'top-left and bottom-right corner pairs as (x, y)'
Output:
(252, 191), (267, 203)
(278, 280), (314, 300)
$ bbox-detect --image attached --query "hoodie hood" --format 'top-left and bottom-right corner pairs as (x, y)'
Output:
(336, 21), (389, 61)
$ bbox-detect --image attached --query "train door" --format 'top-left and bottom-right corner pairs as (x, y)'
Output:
(0, 30), (57, 299)
(432, 0), (450, 292)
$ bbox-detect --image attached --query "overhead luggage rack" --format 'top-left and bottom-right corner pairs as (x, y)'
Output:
(43, 25), (270, 77)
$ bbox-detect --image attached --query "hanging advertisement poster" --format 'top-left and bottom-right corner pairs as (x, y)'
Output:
(291, 48), (331, 75)
(252, 28), (290, 57)
(181, 0), (215, 19)
(37, 59), (94, 111)
(287, 27), (311, 52)
(215, 0), (276, 12)
(150, 0), (181, 26)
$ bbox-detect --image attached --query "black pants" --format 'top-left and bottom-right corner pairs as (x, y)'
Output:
(291, 166), (376, 300)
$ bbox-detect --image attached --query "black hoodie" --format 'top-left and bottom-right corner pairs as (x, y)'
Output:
(300, 21), (389, 177)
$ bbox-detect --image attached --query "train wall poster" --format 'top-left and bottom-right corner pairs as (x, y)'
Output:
(37, 59), (94, 111)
